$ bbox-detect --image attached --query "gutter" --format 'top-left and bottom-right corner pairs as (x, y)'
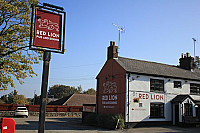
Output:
(126, 71), (200, 82)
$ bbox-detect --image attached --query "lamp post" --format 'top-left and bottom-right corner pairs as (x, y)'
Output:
(192, 38), (196, 61)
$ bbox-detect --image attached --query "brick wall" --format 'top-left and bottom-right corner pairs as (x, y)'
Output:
(0, 104), (82, 112)
(0, 111), (82, 117)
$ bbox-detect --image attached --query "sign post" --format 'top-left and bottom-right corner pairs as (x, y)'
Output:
(38, 51), (51, 133)
(29, 3), (66, 133)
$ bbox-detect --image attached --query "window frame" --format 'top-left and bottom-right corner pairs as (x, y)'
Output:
(150, 79), (164, 92)
(174, 81), (182, 88)
(190, 83), (200, 95)
(150, 102), (165, 118)
(184, 103), (193, 116)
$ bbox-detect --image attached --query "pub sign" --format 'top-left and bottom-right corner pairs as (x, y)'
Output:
(30, 4), (66, 53)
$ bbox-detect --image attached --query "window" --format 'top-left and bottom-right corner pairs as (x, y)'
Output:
(150, 79), (164, 92)
(184, 103), (193, 116)
(190, 83), (200, 95)
(139, 103), (142, 107)
(174, 81), (182, 88)
(150, 103), (164, 118)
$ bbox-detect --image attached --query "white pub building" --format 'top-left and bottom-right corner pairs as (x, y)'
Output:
(96, 41), (200, 127)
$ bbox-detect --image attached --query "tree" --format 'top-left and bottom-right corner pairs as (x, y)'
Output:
(0, 94), (8, 103)
(0, 0), (41, 90)
(0, 89), (29, 104)
(7, 89), (18, 104)
(13, 94), (29, 104)
(195, 56), (200, 69)
(83, 88), (96, 95)
(0, 99), (5, 104)
(76, 85), (82, 93)
(48, 84), (82, 98)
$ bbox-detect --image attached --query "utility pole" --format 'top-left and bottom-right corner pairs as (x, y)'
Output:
(33, 90), (36, 105)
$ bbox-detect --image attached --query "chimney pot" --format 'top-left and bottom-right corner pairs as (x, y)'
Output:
(107, 41), (118, 60)
(179, 52), (195, 70)
(186, 52), (190, 57)
(110, 41), (115, 46)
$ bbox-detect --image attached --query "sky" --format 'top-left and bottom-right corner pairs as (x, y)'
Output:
(1, 0), (200, 98)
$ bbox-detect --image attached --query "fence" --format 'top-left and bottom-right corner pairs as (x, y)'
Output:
(0, 104), (82, 112)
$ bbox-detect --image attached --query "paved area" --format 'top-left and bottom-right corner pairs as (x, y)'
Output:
(14, 116), (109, 133)
(126, 126), (200, 133)
(7, 116), (200, 133)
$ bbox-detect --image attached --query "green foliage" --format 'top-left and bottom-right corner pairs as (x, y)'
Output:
(195, 56), (200, 69)
(48, 84), (82, 98)
(0, 94), (8, 103)
(77, 85), (82, 93)
(7, 90), (18, 104)
(13, 94), (29, 104)
(84, 113), (125, 130)
(0, 99), (5, 104)
(112, 114), (125, 129)
(0, 90), (29, 104)
(0, 0), (42, 90)
(83, 88), (96, 95)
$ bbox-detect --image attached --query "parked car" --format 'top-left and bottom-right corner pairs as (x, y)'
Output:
(15, 107), (28, 118)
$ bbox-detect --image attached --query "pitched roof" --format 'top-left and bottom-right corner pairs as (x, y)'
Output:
(115, 57), (200, 81)
(48, 95), (72, 105)
(48, 94), (96, 106)
(64, 94), (96, 106)
(171, 95), (194, 103)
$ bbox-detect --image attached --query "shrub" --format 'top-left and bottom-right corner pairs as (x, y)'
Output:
(112, 114), (125, 129)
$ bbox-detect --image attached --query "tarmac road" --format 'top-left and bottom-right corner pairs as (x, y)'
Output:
(11, 116), (200, 133)
(14, 116), (109, 133)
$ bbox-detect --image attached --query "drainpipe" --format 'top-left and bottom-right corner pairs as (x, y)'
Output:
(127, 73), (130, 122)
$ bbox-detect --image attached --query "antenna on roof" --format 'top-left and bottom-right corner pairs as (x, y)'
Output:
(112, 23), (125, 54)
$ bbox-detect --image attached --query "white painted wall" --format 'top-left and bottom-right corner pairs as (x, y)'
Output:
(126, 74), (200, 122)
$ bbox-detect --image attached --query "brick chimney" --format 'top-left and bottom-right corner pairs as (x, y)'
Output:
(107, 41), (118, 60)
(179, 53), (195, 70)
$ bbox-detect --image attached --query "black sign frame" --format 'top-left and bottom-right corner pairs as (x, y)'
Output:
(29, 4), (66, 54)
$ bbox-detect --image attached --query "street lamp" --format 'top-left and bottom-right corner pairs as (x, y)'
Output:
(192, 38), (196, 61)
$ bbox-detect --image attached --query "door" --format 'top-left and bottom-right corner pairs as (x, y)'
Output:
(175, 105), (179, 125)
(196, 106), (200, 120)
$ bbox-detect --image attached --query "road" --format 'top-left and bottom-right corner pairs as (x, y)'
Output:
(14, 116), (111, 133)
(9, 116), (200, 133)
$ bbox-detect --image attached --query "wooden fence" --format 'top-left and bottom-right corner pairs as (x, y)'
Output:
(0, 104), (82, 112)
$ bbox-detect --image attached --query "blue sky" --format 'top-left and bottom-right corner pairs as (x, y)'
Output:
(1, 0), (200, 98)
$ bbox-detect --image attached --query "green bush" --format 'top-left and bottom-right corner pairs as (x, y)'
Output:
(112, 114), (125, 129)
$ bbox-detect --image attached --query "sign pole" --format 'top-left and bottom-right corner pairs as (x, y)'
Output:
(38, 51), (51, 133)
(29, 4), (65, 132)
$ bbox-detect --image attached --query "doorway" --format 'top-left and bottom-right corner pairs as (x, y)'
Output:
(175, 104), (179, 125)
(196, 106), (200, 120)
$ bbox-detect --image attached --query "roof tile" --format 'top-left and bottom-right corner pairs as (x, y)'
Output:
(115, 57), (200, 81)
